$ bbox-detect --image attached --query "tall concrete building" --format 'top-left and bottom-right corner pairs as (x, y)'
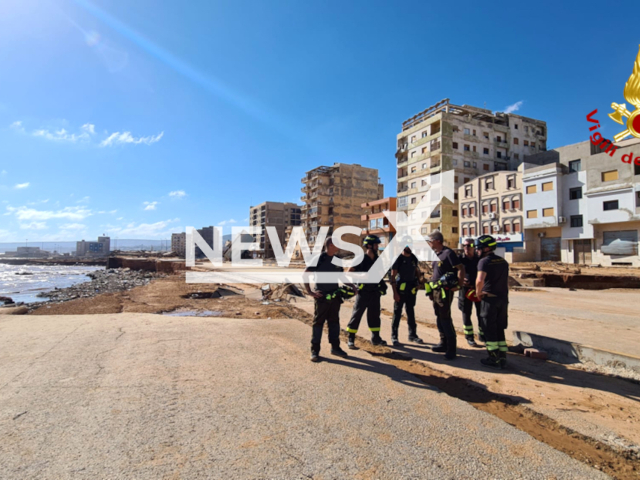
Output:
(171, 232), (186, 257)
(301, 163), (383, 247)
(396, 98), (548, 250)
(249, 202), (302, 258)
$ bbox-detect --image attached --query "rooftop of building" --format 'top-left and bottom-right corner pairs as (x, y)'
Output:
(361, 197), (396, 208)
(401, 98), (547, 132)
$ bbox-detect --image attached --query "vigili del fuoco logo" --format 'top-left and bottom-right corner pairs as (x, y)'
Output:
(586, 45), (640, 165)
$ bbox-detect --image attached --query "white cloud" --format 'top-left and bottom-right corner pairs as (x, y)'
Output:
(59, 223), (86, 230)
(76, 196), (91, 204)
(10, 121), (25, 133)
(110, 218), (179, 238)
(15, 182), (30, 189)
(19, 221), (48, 230)
(32, 128), (90, 143)
(143, 201), (158, 211)
(503, 101), (524, 114)
(169, 190), (186, 198)
(100, 131), (164, 147)
(243, 217), (249, 222)
(81, 123), (96, 134)
(116, 217), (124, 220)
(218, 218), (237, 226)
(7, 205), (92, 221)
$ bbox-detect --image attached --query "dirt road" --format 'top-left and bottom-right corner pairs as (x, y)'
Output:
(0, 313), (608, 479)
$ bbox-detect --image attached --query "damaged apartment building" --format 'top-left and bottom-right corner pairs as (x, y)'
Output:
(300, 163), (383, 249)
(396, 98), (548, 255)
(249, 202), (302, 258)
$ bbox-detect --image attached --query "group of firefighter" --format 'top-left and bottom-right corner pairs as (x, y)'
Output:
(303, 230), (510, 369)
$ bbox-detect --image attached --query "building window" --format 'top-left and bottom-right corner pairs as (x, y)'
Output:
(421, 147), (427, 154)
(602, 170), (619, 182)
(453, 126), (459, 132)
(503, 199), (510, 211)
(524, 140), (529, 146)
(422, 131), (428, 138)
(569, 159), (581, 172)
(464, 177), (470, 183)
(526, 185), (537, 194)
(483, 164), (489, 171)
(485, 178), (494, 190)
(569, 187), (582, 200)
(490, 202), (497, 213)
(482, 203), (489, 214)
(471, 146), (476, 153)
(513, 198), (521, 209)
(635, 162), (640, 175)
(483, 148), (489, 155)
(472, 129), (476, 136)
(411, 151), (416, 158)
(453, 142), (459, 149)
(531, 142), (536, 148)
(465, 186), (473, 197)
(504, 223), (511, 233)
(462, 226), (468, 236)
(513, 138), (519, 145)
(473, 161), (477, 167)
(470, 205), (476, 215)
(452, 227), (458, 233)
(543, 207), (555, 217)
(507, 177), (515, 189)
(483, 132), (489, 139)
(421, 180), (427, 186)
(482, 225), (490, 234)
(514, 153), (520, 160)
(603, 200), (619, 211)
(452, 209), (458, 217)
(496, 135), (502, 142)
(524, 126), (529, 133)
(411, 182), (416, 188)
(570, 215), (583, 227)
(455, 175), (459, 182)
(454, 192), (458, 200)
(411, 197), (416, 204)
(542, 181), (553, 191)
(462, 206), (468, 216)
(453, 159), (458, 166)
(514, 124), (519, 130)
(470, 225), (477, 236)
(513, 222), (521, 232)
(464, 128), (470, 135)
(497, 151), (502, 158)
(411, 135), (416, 143)
(464, 161), (471, 167)
(411, 166), (417, 173)
(527, 210), (538, 218)
(464, 144), (470, 152)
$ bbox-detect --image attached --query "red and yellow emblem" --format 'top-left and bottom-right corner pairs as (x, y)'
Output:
(609, 45), (640, 141)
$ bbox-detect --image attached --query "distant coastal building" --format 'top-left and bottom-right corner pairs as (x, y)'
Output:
(249, 201), (302, 258)
(76, 236), (110, 257)
(3, 246), (50, 258)
(171, 232), (186, 257)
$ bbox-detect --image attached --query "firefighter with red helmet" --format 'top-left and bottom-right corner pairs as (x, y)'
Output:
(475, 234), (510, 369)
(458, 238), (484, 346)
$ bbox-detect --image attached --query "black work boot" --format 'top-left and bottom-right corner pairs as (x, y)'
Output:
(371, 333), (387, 346)
(444, 337), (457, 360)
(481, 351), (502, 369)
(331, 344), (349, 357)
(466, 335), (478, 347)
(391, 329), (400, 346)
(408, 333), (424, 344)
(310, 346), (320, 363)
(478, 334), (486, 343)
(431, 337), (447, 353)
(498, 351), (507, 369)
(347, 333), (357, 350)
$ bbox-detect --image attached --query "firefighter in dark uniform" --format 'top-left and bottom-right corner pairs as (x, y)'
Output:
(426, 230), (465, 360)
(346, 234), (388, 349)
(475, 235), (510, 369)
(303, 237), (349, 362)
(458, 238), (484, 346)
(390, 241), (424, 346)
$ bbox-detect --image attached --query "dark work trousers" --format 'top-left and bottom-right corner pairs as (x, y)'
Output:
(480, 296), (509, 355)
(311, 298), (342, 353)
(347, 290), (381, 335)
(392, 292), (417, 338)
(458, 287), (483, 338)
(432, 291), (456, 348)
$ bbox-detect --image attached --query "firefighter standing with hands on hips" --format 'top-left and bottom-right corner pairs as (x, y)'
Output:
(303, 237), (350, 363)
(475, 235), (510, 369)
(458, 238), (484, 346)
(389, 238), (425, 347)
(346, 234), (388, 348)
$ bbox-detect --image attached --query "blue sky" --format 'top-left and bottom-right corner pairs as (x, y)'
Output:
(0, 0), (639, 241)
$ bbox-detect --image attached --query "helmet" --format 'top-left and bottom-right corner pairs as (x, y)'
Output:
(439, 271), (459, 289)
(475, 235), (497, 252)
(465, 288), (481, 303)
(363, 234), (381, 248)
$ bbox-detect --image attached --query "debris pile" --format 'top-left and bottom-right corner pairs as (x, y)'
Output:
(36, 268), (166, 304)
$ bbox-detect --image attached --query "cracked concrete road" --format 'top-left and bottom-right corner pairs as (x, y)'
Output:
(0, 313), (608, 479)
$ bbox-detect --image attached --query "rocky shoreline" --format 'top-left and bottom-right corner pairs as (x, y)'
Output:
(30, 268), (166, 306)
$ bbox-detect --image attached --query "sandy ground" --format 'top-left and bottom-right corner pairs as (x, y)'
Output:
(0, 313), (609, 479)
(20, 273), (640, 478)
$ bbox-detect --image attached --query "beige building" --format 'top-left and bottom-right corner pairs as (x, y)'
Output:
(396, 98), (547, 250)
(520, 138), (640, 266)
(249, 202), (302, 258)
(301, 163), (383, 248)
(361, 197), (397, 249)
(458, 167), (524, 262)
(171, 232), (186, 257)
